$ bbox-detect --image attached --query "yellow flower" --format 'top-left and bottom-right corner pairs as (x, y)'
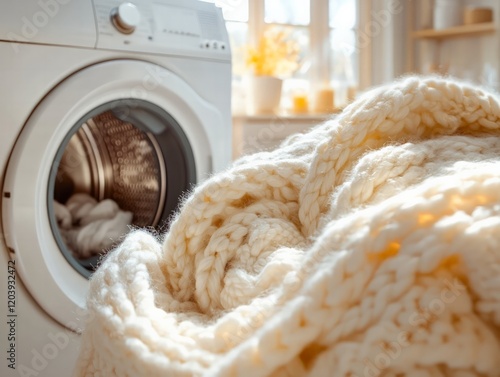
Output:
(245, 27), (300, 77)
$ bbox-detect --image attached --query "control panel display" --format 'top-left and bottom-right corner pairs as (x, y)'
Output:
(152, 4), (201, 38)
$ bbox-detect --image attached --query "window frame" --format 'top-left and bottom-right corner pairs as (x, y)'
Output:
(245, 0), (367, 92)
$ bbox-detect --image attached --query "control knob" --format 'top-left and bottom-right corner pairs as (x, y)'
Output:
(111, 2), (141, 34)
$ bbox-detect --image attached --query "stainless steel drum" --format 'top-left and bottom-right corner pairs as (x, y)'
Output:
(56, 111), (166, 227)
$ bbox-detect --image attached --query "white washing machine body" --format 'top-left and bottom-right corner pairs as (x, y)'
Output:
(0, 0), (231, 375)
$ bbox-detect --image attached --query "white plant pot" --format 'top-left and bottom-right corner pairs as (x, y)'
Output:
(246, 76), (283, 115)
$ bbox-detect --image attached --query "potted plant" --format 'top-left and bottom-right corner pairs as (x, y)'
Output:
(245, 27), (300, 114)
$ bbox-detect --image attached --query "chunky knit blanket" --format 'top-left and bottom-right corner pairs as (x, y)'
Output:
(75, 77), (500, 377)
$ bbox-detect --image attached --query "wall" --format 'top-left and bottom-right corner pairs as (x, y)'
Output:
(417, 0), (499, 90)
(366, 0), (499, 90)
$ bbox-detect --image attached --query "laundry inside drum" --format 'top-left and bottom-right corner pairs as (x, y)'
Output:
(50, 108), (167, 276)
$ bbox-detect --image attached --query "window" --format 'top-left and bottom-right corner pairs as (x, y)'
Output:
(329, 0), (358, 94)
(203, 0), (359, 114)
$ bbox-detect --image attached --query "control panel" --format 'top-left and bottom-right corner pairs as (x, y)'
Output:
(93, 0), (230, 60)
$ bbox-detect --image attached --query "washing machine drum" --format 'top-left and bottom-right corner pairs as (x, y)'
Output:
(49, 100), (196, 278)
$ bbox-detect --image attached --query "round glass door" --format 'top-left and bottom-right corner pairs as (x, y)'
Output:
(48, 99), (196, 278)
(1, 59), (220, 327)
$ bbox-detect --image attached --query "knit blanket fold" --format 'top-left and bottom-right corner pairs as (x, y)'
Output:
(75, 77), (500, 377)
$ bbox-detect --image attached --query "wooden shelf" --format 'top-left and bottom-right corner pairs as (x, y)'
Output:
(412, 22), (496, 39)
(232, 112), (336, 122)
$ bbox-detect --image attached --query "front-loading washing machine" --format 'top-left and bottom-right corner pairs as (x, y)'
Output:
(0, 0), (231, 375)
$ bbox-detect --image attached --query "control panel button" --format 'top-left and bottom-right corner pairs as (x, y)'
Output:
(200, 40), (229, 52)
(111, 2), (141, 34)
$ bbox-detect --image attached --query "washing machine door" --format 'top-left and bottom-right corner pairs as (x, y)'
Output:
(2, 60), (227, 330)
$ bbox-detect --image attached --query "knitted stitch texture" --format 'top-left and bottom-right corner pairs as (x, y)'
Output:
(75, 77), (500, 377)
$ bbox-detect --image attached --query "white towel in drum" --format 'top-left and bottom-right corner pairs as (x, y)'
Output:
(55, 193), (133, 259)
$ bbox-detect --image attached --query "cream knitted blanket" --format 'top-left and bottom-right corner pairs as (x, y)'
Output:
(75, 77), (500, 377)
